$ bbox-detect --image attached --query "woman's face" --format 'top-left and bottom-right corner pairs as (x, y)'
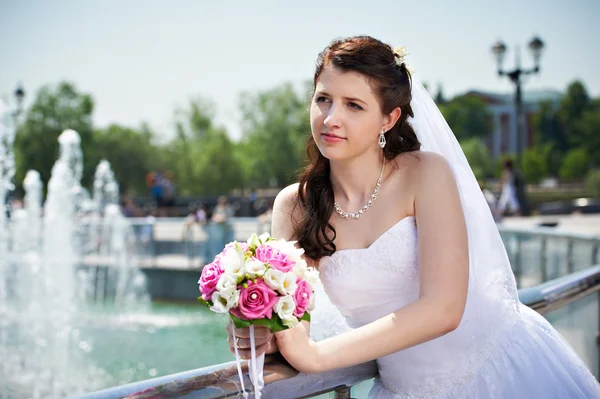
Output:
(310, 66), (388, 161)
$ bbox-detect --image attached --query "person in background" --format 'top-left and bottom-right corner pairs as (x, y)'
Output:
(206, 196), (235, 261)
(497, 159), (521, 216)
(479, 180), (501, 223)
(182, 204), (207, 240)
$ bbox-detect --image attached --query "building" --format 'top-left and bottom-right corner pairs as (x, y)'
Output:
(464, 89), (562, 158)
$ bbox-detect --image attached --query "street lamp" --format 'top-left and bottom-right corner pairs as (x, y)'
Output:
(491, 36), (545, 161)
(13, 82), (25, 117)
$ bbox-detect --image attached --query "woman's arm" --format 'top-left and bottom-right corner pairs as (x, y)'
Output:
(275, 153), (469, 373)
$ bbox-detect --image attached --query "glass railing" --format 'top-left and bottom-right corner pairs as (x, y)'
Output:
(500, 226), (599, 288)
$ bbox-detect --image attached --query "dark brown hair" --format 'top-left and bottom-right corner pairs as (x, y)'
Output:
(296, 36), (421, 260)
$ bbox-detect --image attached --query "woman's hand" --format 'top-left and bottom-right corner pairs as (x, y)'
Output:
(274, 323), (322, 374)
(226, 321), (278, 359)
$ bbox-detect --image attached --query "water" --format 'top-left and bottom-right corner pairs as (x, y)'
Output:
(0, 102), (150, 398)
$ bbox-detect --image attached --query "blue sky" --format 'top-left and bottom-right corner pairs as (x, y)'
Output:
(1, 0), (598, 141)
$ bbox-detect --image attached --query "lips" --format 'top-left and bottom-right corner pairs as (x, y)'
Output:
(321, 133), (346, 144)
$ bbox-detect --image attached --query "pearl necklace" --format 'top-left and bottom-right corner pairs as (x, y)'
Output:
(334, 159), (385, 220)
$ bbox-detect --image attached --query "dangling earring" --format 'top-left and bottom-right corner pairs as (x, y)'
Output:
(378, 130), (386, 149)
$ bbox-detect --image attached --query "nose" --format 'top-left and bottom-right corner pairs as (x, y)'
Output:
(323, 102), (342, 129)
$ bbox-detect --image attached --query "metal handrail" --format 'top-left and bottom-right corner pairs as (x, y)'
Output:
(499, 225), (600, 242)
(79, 263), (600, 399)
(518, 265), (600, 314)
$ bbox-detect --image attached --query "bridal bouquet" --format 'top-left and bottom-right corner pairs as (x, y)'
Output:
(198, 232), (318, 398)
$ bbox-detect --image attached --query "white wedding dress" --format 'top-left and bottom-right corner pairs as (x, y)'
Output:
(318, 215), (600, 398)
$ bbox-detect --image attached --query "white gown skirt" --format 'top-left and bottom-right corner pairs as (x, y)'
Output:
(368, 304), (600, 398)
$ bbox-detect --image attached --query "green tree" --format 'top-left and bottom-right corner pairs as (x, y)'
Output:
(439, 95), (492, 141)
(531, 101), (566, 176)
(89, 124), (158, 195)
(190, 128), (243, 195)
(586, 169), (600, 196)
(559, 148), (590, 181)
(159, 98), (243, 195)
(460, 137), (493, 180)
(572, 99), (600, 166)
(520, 144), (550, 183)
(558, 81), (590, 146)
(238, 82), (311, 188)
(14, 82), (94, 191)
(434, 84), (446, 105)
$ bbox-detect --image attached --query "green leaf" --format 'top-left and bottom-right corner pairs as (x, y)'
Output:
(230, 314), (288, 332)
(231, 314), (252, 329)
(197, 297), (212, 308)
(300, 312), (311, 322)
(254, 316), (286, 332)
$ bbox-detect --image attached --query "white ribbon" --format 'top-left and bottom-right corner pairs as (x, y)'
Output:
(233, 325), (265, 398)
(231, 327), (248, 398)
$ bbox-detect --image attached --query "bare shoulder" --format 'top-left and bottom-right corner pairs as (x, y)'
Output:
(409, 151), (454, 182)
(411, 151), (462, 215)
(392, 151), (453, 187)
(271, 183), (303, 241)
(273, 183), (300, 215)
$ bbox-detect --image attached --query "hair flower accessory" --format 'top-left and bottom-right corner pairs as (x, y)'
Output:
(393, 46), (409, 67)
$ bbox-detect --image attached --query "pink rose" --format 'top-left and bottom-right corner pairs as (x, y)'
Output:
(198, 259), (224, 301)
(254, 245), (295, 272)
(217, 242), (250, 259)
(293, 278), (312, 318)
(230, 280), (279, 320)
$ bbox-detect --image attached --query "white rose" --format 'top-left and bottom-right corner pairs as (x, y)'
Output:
(274, 295), (296, 320)
(210, 291), (230, 313)
(307, 292), (315, 311)
(266, 239), (305, 264)
(228, 289), (241, 309)
(245, 259), (267, 278)
(220, 245), (244, 269)
(216, 273), (237, 293)
(263, 268), (285, 291)
(220, 247), (246, 279)
(282, 316), (299, 329)
(292, 259), (309, 278)
(304, 267), (320, 289)
(210, 288), (240, 313)
(280, 271), (298, 296)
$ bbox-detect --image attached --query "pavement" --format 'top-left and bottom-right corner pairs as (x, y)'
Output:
(500, 214), (600, 236)
(81, 215), (600, 271)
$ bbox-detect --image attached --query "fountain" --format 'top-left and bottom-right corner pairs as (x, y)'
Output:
(0, 100), (150, 398)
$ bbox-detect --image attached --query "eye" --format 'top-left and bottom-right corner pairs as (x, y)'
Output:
(348, 102), (364, 111)
(315, 96), (330, 103)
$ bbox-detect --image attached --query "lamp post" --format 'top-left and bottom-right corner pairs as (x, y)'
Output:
(491, 36), (544, 162)
(13, 82), (25, 118)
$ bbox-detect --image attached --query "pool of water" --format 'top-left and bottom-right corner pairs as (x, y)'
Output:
(79, 301), (231, 388)
(77, 300), (375, 398)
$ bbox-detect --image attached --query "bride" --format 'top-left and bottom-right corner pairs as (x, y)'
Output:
(226, 36), (600, 398)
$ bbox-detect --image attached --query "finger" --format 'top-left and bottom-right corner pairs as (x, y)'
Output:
(232, 326), (272, 340)
(237, 349), (252, 359)
(232, 326), (251, 339)
(252, 326), (272, 340)
(236, 334), (271, 349)
(238, 342), (269, 360)
(265, 337), (279, 355)
(253, 342), (270, 358)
